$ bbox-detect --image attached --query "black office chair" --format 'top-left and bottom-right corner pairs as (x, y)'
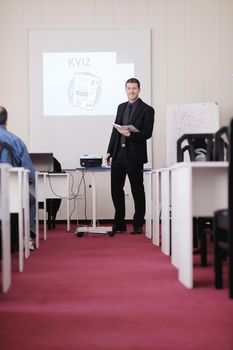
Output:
(177, 133), (214, 162)
(38, 157), (62, 229)
(213, 119), (233, 299)
(213, 126), (229, 161)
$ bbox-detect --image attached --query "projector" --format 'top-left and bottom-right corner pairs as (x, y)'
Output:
(80, 154), (103, 168)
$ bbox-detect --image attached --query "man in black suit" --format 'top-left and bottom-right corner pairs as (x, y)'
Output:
(106, 78), (155, 235)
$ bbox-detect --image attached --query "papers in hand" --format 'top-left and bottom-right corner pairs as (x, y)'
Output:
(112, 123), (139, 133)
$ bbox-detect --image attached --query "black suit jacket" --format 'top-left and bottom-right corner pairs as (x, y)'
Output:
(107, 98), (155, 164)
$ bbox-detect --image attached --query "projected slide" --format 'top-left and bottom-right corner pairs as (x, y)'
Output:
(43, 52), (134, 116)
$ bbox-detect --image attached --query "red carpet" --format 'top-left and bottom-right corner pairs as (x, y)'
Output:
(0, 224), (233, 350)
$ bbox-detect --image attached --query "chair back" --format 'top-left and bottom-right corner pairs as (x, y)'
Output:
(214, 126), (229, 161)
(177, 133), (214, 162)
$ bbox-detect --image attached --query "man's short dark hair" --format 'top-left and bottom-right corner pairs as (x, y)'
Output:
(0, 106), (8, 125)
(125, 78), (140, 89)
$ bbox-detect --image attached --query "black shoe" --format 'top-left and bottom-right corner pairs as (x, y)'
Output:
(109, 224), (127, 236)
(77, 232), (84, 238)
(193, 247), (201, 255)
(114, 224), (127, 232)
(30, 230), (36, 239)
(131, 226), (143, 234)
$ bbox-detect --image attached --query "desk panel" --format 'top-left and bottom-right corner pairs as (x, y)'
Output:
(161, 169), (170, 255)
(35, 172), (70, 247)
(0, 164), (11, 292)
(144, 171), (152, 239)
(152, 170), (161, 246)
(9, 168), (24, 272)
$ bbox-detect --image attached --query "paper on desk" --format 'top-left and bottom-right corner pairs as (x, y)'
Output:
(112, 123), (139, 132)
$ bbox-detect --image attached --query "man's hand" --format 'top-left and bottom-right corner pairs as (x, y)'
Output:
(105, 153), (112, 166)
(114, 125), (131, 137)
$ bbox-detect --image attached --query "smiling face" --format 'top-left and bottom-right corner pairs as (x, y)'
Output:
(125, 82), (140, 103)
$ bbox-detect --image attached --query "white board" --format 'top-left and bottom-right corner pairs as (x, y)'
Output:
(166, 103), (219, 165)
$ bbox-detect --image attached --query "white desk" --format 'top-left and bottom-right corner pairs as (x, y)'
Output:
(35, 172), (71, 247)
(23, 170), (30, 259)
(0, 164), (11, 293)
(160, 168), (171, 256)
(9, 167), (25, 272)
(144, 170), (152, 239)
(171, 162), (228, 288)
(150, 168), (171, 254)
(151, 169), (161, 246)
(76, 167), (112, 234)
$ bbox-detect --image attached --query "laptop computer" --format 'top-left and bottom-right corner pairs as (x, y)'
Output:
(29, 153), (54, 172)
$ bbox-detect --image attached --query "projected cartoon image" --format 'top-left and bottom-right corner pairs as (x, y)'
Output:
(69, 72), (102, 111)
(43, 51), (134, 116)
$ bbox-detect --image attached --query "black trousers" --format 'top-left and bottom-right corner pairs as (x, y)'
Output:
(111, 149), (145, 228)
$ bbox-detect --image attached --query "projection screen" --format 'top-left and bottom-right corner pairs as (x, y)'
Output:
(29, 29), (152, 169)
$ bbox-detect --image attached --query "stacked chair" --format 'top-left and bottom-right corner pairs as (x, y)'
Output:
(177, 133), (215, 162)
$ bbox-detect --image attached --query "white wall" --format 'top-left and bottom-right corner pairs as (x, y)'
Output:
(0, 0), (233, 219)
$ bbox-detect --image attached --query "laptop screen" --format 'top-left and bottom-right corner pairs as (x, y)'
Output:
(29, 153), (54, 172)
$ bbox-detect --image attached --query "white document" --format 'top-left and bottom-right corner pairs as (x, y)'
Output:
(112, 123), (139, 132)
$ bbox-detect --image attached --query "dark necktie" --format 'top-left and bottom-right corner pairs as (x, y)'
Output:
(126, 103), (132, 124)
(121, 103), (132, 147)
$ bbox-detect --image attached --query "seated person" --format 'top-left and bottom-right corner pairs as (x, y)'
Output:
(0, 106), (36, 250)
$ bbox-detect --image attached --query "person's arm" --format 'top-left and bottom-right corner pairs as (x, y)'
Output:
(128, 106), (154, 142)
(106, 103), (127, 163)
(19, 143), (35, 184)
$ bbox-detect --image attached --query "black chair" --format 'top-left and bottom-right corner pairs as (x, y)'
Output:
(177, 133), (214, 162)
(193, 216), (213, 267)
(38, 157), (62, 229)
(213, 126), (229, 161)
(213, 119), (233, 299)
